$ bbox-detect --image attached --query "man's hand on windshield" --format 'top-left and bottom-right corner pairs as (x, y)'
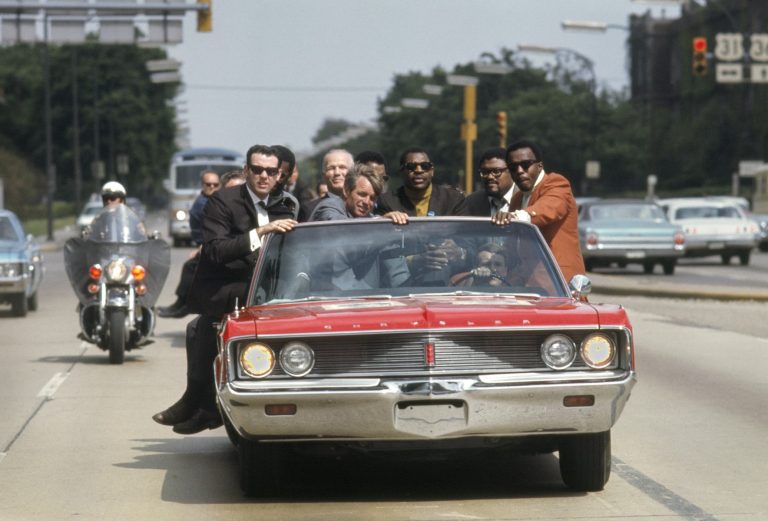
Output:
(258, 219), (298, 237)
(382, 211), (409, 225)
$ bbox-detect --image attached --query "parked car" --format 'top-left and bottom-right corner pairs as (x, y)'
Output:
(0, 209), (44, 316)
(578, 199), (685, 274)
(75, 201), (103, 233)
(214, 218), (637, 496)
(659, 198), (758, 265)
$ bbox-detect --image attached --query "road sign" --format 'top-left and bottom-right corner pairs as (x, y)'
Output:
(586, 160), (601, 180)
(716, 63), (743, 83)
(751, 64), (768, 84)
(750, 34), (768, 62)
(715, 33), (744, 61)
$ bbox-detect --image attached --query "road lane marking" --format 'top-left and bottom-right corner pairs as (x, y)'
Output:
(37, 372), (70, 399)
(613, 457), (720, 520)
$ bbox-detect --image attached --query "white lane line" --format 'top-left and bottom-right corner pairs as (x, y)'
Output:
(37, 372), (70, 399)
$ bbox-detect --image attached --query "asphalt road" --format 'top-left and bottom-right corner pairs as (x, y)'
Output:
(0, 229), (766, 519)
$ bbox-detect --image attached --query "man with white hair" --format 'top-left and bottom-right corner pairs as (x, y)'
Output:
(302, 148), (353, 221)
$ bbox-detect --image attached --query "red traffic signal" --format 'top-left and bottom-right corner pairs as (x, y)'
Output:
(692, 37), (708, 77)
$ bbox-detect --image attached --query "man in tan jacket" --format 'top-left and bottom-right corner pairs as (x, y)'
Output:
(493, 139), (585, 283)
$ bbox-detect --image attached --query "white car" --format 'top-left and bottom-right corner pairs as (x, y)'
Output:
(75, 202), (103, 232)
(659, 198), (758, 265)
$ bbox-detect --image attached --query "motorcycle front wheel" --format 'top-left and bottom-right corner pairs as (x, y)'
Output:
(107, 309), (127, 364)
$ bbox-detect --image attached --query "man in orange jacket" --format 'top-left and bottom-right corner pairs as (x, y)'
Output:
(493, 139), (585, 283)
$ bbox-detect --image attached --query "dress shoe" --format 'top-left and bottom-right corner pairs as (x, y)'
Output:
(152, 398), (196, 426)
(158, 303), (189, 319)
(172, 408), (224, 435)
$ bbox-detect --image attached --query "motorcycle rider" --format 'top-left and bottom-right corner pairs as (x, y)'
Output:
(101, 181), (127, 208)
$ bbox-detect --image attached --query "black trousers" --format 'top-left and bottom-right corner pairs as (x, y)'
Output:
(185, 314), (218, 411)
(175, 254), (199, 301)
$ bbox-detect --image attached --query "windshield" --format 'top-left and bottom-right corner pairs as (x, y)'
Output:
(0, 216), (21, 242)
(674, 205), (743, 220)
(87, 205), (147, 243)
(250, 219), (568, 305)
(588, 204), (666, 221)
(175, 163), (241, 190)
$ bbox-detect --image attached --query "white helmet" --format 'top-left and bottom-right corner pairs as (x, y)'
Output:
(101, 181), (126, 199)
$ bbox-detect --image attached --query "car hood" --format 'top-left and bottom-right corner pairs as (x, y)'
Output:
(225, 295), (626, 338)
(582, 219), (678, 236)
(0, 244), (26, 262)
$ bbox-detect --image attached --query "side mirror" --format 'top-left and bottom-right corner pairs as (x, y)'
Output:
(570, 274), (592, 299)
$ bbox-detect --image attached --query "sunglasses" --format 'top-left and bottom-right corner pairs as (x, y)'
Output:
(248, 165), (281, 177)
(508, 159), (540, 171)
(204, 182), (220, 187)
(479, 167), (508, 178)
(403, 161), (434, 172)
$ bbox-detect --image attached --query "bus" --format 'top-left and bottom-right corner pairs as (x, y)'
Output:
(164, 147), (244, 246)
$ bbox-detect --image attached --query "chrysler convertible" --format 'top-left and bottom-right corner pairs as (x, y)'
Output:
(213, 218), (636, 496)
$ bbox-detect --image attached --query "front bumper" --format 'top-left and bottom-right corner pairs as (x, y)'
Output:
(218, 372), (635, 442)
(0, 277), (27, 295)
(683, 235), (755, 255)
(169, 220), (191, 239)
(583, 246), (683, 262)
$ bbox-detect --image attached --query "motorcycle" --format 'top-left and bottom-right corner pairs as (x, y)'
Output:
(64, 205), (170, 364)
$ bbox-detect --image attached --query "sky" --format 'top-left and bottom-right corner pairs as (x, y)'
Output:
(168, 0), (682, 157)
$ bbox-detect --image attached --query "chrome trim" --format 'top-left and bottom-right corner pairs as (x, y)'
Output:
(479, 369), (628, 384)
(230, 377), (381, 391)
(254, 324), (603, 339)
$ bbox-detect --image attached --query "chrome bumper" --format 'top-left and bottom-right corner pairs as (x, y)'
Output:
(218, 372), (636, 441)
(0, 277), (27, 294)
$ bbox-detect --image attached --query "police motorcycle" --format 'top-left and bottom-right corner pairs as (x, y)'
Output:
(64, 203), (170, 364)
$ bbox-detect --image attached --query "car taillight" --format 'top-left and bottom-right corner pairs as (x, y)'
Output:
(586, 232), (598, 246)
(674, 232), (685, 246)
(89, 264), (102, 280)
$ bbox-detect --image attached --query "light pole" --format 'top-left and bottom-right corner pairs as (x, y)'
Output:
(517, 44), (597, 194)
(446, 74), (479, 194)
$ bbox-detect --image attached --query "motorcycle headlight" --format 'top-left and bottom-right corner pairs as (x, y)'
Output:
(540, 334), (576, 370)
(106, 260), (129, 283)
(580, 333), (616, 369)
(174, 210), (187, 221)
(240, 342), (275, 378)
(279, 342), (315, 377)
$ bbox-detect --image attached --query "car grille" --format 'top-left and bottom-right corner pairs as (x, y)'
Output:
(237, 331), (615, 379)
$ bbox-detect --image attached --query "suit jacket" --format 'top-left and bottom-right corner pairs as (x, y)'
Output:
(510, 172), (585, 282)
(188, 184), (298, 316)
(377, 184), (468, 216)
(465, 190), (494, 216)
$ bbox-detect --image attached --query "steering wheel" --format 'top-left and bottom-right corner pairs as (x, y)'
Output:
(449, 270), (512, 287)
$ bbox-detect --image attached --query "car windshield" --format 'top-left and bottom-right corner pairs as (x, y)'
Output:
(0, 216), (21, 242)
(82, 205), (102, 217)
(588, 204), (666, 221)
(674, 205), (743, 220)
(87, 205), (148, 244)
(250, 218), (568, 305)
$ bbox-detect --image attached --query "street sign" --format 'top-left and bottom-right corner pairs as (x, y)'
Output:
(750, 34), (768, 62)
(150, 71), (181, 84)
(716, 63), (743, 83)
(715, 33), (744, 61)
(751, 64), (768, 84)
(146, 59), (181, 72)
(585, 160), (601, 180)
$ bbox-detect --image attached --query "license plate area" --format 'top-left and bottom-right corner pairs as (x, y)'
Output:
(708, 242), (725, 249)
(625, 251), (646, 259)
(394, 400), (467, 437)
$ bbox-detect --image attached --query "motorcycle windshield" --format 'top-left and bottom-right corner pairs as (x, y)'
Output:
(64, 205), (171, 306)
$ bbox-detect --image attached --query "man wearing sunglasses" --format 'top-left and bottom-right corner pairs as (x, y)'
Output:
(495, 139), (584, 282)
(159, 170), (220, 318)
(377, 147), (467, 217)
(153, 144), (299, 435)
(465, 147), (514, 217)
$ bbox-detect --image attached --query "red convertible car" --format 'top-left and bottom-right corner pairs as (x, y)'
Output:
(214, 218), (636, 496)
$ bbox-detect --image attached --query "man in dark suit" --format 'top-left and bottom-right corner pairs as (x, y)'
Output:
(152, 144), (299, 434)
(465, 147), (515, 217)
(376, 147), (467, 217)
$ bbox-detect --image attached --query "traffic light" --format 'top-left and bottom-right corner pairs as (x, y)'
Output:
(692, 36), (707, 76)
(496, 111), (507, 147)
(197, 0), (212, 32)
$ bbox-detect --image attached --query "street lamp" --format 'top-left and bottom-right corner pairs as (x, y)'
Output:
(517, 44), (598, 194)
(561, 20), (629, 33)
(446, 75), (479, 194)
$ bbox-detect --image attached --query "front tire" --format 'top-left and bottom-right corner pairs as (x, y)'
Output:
(559, 431), (611, 492)
(11, 292), (27, 317)
(107, 309), (126, 364)
(27, 291), (38, 311)
(238, 439), (286, 497)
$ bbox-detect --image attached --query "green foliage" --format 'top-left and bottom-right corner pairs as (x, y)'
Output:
(0, 43), (178, 209)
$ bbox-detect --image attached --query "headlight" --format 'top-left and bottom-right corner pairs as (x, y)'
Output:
(0, 263), (23, 277)
(106, 260), (129, 283)
(580, 333), (616, 369)
(240, 343), (275, 378)
(279, 342), (315, 377)
(174, 210), (187, 221)
(540, 334), (576, 370)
